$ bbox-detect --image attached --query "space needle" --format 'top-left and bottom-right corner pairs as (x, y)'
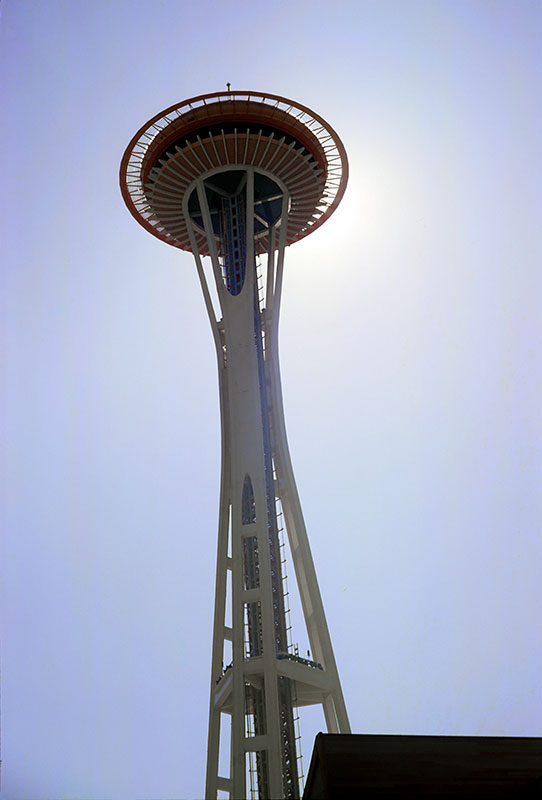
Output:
(120, 89), (350, 799)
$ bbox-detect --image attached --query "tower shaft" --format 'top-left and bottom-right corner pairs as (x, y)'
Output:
(186, 168), (350, 799)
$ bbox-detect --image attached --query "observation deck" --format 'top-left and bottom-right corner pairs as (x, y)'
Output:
(120, 90), (348, 255)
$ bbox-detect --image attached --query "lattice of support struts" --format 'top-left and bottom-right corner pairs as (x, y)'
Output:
(255, 256), (266, 313)
(290, 674), (305, 795)
(275, 496), (294, 655)
(220, 194), (246, 296)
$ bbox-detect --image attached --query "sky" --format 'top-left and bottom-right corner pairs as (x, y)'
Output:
(2, 0), (541, 797)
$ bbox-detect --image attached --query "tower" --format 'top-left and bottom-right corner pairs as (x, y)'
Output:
(120, 90), (350, 799)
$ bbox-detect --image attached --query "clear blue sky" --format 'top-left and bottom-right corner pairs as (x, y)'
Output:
(2, 1), (541, 797)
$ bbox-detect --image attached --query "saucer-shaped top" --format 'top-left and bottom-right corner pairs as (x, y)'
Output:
(120, 90), (348, 255)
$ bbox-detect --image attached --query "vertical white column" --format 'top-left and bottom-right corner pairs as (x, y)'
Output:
(183, 195), (232, 799)
(266, 188), (351, 737)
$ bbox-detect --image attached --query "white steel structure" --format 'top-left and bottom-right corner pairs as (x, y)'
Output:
(120, 90), (350, 800)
